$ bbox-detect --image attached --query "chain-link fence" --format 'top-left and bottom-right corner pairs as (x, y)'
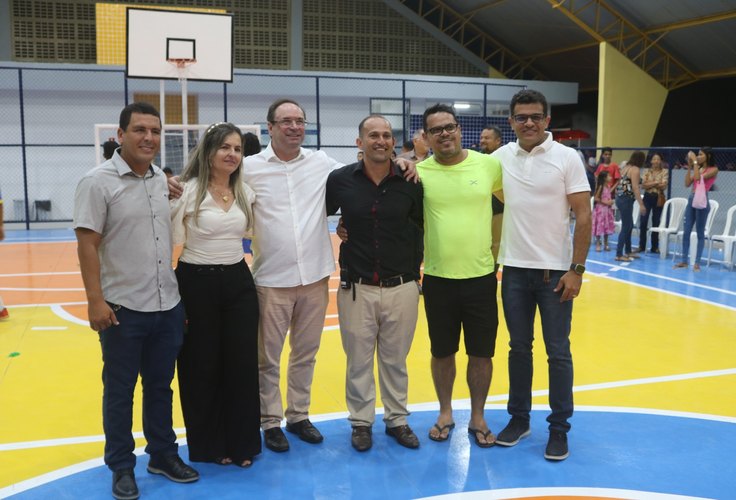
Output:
(1, 64), (733, 232)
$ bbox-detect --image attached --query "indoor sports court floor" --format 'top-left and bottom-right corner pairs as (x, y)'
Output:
(1, 229), (735, 499)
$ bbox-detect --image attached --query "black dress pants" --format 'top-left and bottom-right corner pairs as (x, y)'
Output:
(176, 260), (261, 463)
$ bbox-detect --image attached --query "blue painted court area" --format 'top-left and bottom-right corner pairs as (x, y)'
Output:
(9, 408), (735, 500)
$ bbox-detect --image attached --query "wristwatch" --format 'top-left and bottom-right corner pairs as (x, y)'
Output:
(570, 263), (586, 275)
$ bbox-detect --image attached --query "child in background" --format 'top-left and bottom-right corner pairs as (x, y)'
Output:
(592, 171), (615, 252)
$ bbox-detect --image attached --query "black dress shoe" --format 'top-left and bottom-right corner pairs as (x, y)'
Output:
(264, 427), (290, 452)
(351, 426), (372, 452)
(385, 425), (420, 449)
(147, 454), (199, 483)
(112, 469), (139, 500)
(285, 419), (324, 444)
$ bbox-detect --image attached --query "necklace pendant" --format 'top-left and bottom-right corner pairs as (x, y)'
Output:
(222, 195), (229, 202)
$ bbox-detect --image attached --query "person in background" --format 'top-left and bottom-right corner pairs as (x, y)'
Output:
(637, 153), (669, 254)
(492, 89), (591, 461)
(398, 129), (430, 162)
(674, 148), (719, 271)
(326, 115), (423, 452)
(170, 122), (261, 468)
(162, 167), (174, 179)
(595, 147), (621, 191)
(478, 126), (502, 155)
(102, 138), (120, 161)
(74, 102), (199, 500)
(243, 132), (261, 158)
(0, 184), (7, 320)
(419, 104), (503, 448)
(478, 125), (505, 271)
(614, 151), (646, 262)
(591, 171), (615, 252)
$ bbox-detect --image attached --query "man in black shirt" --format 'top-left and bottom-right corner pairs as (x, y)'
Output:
(326, 115), (423, 452)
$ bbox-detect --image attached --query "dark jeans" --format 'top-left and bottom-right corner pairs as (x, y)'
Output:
(681, 193), (710, 265)
(501, 267), (573, 432)
(99, 302), (184, 471)
(615, 195), (635, 257)
(639, 192), (663, 251)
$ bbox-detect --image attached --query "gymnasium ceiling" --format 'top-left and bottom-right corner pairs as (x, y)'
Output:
(391, 0), (736, 91)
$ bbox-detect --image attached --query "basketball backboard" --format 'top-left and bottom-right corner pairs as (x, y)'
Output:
(126, 8), (233, 82)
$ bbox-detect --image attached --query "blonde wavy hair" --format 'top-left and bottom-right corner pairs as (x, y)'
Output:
(179, 122), (254, 232)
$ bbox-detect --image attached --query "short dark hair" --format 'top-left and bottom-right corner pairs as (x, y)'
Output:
(422, 103), (457, 132)
(102, 139), (119, 160)
(602, 147), (613, 154)
(162, 167), (173, 174)
(267, 98), (306, 123)
(243, 132), (261, 157)
(119, 102), (160, 131)
(509, 89), (548, 116)
(483, 126), (502, 139)
(358, 114), (391, 137)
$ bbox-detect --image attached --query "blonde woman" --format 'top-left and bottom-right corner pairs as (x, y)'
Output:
(170, 122), (260, 467)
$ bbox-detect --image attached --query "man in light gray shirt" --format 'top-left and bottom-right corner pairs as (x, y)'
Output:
(74, 102), (198, 500)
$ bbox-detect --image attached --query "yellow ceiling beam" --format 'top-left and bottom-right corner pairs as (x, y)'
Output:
(645, 10), (736, 34)
(395, 0), (547, 80)
(546, 0), (697, 89)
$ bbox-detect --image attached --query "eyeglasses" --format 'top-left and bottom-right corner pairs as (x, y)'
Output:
(511, 113), (546, 124)
(271, 119), (307, 128)
(427, 123), (459, 136)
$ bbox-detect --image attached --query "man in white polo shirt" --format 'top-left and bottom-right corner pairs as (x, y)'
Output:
(492, 89), (591, 461)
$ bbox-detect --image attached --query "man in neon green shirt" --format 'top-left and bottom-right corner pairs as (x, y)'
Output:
(418, 104), (503, 447)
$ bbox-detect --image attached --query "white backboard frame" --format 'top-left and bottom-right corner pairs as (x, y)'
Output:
(126, 8), (233, 82)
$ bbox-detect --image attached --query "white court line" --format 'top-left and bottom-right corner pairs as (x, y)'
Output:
(0, 287), (85, 292)
(584, 268), (736, 312)
(51, 304), (89, 327)
(0, 405), (731, 498)
(0, 271), (80, 278)
(11, 301), (87, 309)
(31, 326), (68, 331)
(588, 257), (736, 297)
(3, 368), (735, 454)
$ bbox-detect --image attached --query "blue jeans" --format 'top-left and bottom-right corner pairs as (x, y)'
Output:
(681, 193), (710, 265)
(639, 192), (663, 251)
(99, 302), (185, 471)
(615, 195), (635, 257)
(501, 267), (573, 432)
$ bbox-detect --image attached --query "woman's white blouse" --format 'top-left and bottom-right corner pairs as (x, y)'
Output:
(170, 180), (256, 265)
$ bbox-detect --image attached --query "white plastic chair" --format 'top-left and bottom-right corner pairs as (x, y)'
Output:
(648, 197), (688, 259)
(673, 199), (719, 264)
(707, 204), (736, 270)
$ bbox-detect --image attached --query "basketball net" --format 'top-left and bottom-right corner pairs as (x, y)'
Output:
(167, 58), (195, 82)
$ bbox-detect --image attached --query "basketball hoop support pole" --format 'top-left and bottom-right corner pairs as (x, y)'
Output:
(181, 76), (189, 159)
(160, 80), (166, 169)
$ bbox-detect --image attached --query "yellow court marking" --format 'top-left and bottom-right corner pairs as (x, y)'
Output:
(1, 270), (734, 488)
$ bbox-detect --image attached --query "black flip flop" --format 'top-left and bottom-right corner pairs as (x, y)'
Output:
(428, 422), (455, 442)
(468, 427), (495, 448)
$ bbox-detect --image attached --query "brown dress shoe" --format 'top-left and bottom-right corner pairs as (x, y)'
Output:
(351, 426), (372, 452)
(385, 425), (419, 449)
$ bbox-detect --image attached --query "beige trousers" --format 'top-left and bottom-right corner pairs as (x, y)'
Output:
(257, 277), (329, 430)
(337, 281), (419, 428)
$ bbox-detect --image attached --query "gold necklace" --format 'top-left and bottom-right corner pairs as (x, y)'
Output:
(209, 185), (232, 203)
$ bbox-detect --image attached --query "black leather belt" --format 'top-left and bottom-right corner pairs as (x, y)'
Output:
(354, 273), (415, 288)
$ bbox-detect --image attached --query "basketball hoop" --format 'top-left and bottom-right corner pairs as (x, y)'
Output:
(167, 58), (196, 82)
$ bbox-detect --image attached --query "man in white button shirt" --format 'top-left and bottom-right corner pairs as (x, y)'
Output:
(245, 99), (339, 451)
